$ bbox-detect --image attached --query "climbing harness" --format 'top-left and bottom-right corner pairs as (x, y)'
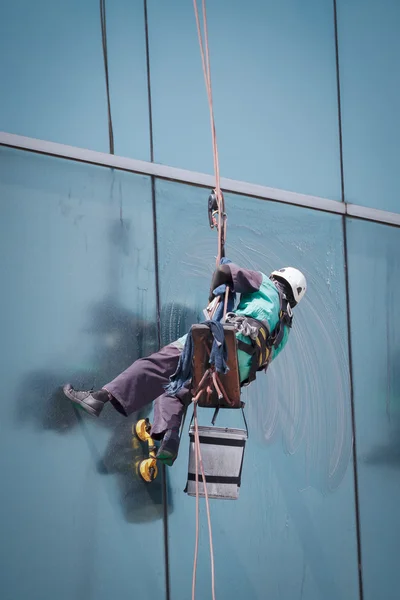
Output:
(226, 289), (293, 386)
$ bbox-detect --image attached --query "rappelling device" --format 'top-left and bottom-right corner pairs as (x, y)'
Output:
(207, 190), (226, 256)
(207, 189), (226, 259)
(207, 191), (219, 229)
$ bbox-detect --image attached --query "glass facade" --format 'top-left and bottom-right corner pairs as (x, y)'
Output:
(337, 0), (400, 212)
(1, 2), (399, 599)
(347, 219), (400, 600)
(0, 0), (150, 158)
(0, 147), (163, 600)
(148, 0), (341, 200)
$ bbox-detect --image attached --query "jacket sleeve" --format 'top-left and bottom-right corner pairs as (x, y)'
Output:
(225, 263), (263, 294)
(209, 263), (263, 300)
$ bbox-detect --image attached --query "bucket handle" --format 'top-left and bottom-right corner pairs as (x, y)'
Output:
(185, 401), (249, 438)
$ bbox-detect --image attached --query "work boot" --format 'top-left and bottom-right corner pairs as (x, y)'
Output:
(63, 384), (109, 417)
(156, 428), (180, 467)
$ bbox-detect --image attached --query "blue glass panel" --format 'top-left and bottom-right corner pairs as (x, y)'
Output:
(347, 219), (400, 600)
(148, 0), (341, 200)
(0, 148), (163, 600)
(102, 0), (150, 159)
(337, 0), (400, 213)
(0, 0), (150, 159)
(156, 179), (358, 599)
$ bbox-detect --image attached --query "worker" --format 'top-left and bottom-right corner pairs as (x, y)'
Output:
(63, 263), (306, 466)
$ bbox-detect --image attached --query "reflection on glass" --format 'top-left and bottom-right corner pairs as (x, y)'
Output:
(0, 148), (164, 600)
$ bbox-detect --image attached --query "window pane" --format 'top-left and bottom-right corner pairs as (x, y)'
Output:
(0, 148), (162, 600)
(347, 218), (400, 600)
(338, 0), (400, 213)
(149, 0), (341, 200)
(0, 0), (150, 159)
(156, 179), (358, 600)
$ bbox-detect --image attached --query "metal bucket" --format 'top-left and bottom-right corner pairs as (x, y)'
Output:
(185, 425), (248, 500)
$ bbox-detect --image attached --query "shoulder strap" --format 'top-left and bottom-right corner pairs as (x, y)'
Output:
(268, 288), (293, 350)
(236, 319), (270, 386)
(237, 339), (256, 356)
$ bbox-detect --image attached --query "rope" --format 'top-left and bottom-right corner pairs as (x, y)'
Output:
(192, 402), (200, 600)
(193, 0), (226, 267)
(191, 3), (228, 597)
(192, 398), (216, 600)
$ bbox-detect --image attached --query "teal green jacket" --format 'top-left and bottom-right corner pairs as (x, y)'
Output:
(174, 263), (290, 383)
(234, 272), (289, 382)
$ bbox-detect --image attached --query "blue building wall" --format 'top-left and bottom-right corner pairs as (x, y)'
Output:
(0, 2), (399, 599)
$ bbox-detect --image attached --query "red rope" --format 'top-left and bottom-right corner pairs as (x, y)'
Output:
(193, 0), (225, 267)
(191, 3), (229, 597)
(192, 401), (200, 600)
(192, 400), (216, 600)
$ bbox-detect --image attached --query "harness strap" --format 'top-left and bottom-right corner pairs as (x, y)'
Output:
(235, 318), (271, 385)
(234, 290), (293, 386)
(236, 339), (255, 355)
(227, 284), (293, 387)
(267, 296), (293, 350)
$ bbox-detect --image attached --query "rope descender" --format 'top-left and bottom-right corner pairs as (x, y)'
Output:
(208, 189), (227, 263)
(208, 190), (221, 229)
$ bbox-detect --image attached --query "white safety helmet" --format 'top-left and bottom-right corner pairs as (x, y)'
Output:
(270, 267), (307, 307)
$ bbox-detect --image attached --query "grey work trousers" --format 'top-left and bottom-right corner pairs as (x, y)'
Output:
(104, 344), (190, 439)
